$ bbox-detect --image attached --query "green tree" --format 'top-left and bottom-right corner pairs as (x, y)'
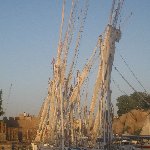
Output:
(0, 90), (4, 116)
(116, 92), (150, 116)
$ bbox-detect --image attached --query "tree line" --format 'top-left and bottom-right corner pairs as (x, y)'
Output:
(116, 92), (150, 116)
(0, 90), (4, 116)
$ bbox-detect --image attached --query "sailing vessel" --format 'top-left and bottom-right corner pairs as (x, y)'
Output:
(33, 0), (125, 149)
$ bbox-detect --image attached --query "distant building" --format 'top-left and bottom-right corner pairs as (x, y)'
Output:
(0, 121), (7, 141)
(0, 113), (39, 149)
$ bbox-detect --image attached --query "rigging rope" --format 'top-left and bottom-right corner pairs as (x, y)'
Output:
(56, 0), (66, 65)
(72, 0), (89, 73)
(112, 77), (149, 112)
(113, 65), (150, 105)
(121, 12), (133, 29)
(112, 78), (127, 95)
(67, 0), (89, 84)
(119, 54), (147, 93)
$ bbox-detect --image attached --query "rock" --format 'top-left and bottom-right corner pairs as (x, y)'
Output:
(141, 114), (150, 135)
(113, 109), (150, 135)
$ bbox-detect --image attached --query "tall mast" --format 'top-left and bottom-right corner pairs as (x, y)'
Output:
(98, 0), (123, 148)
(88, 0), (123, 148)
(60, 77), (64, 150)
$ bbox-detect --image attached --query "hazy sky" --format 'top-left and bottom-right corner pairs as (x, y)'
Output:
(0, 0), (150, 117)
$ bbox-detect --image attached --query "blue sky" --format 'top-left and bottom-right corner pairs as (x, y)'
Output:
(0, 0), (150, 117)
